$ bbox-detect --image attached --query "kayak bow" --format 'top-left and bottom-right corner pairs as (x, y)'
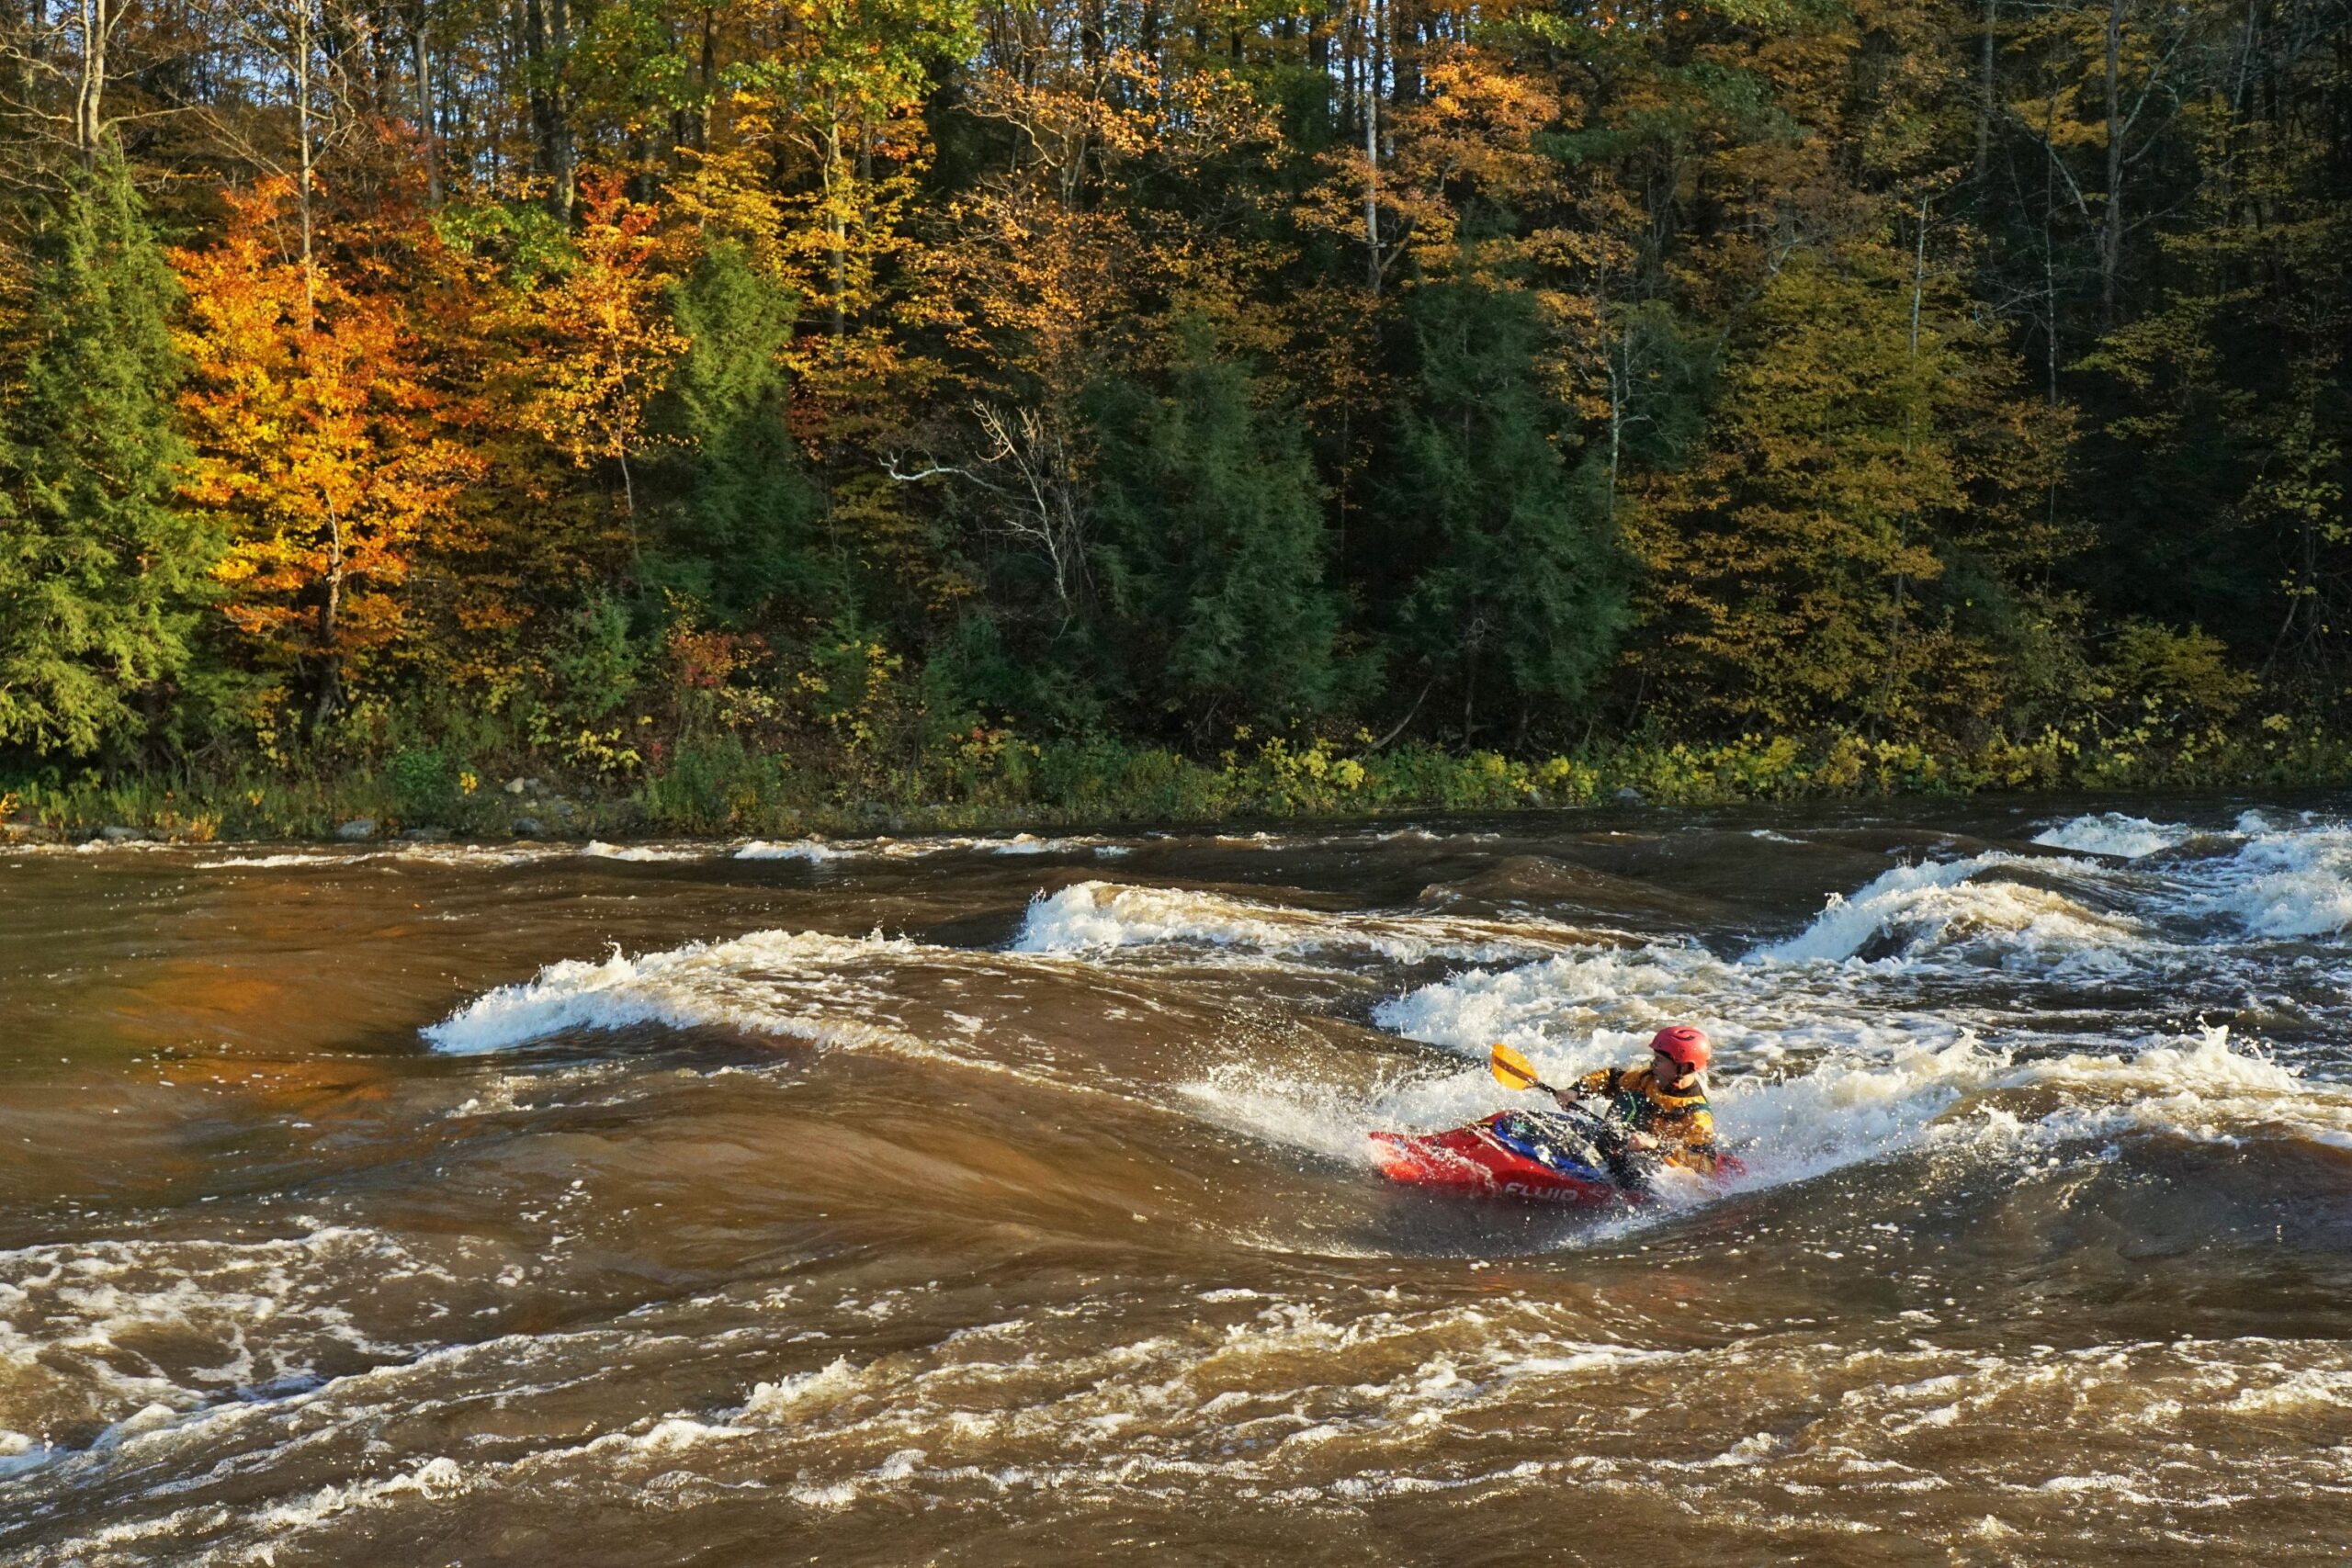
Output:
(1370, 1111), (1631, 1205)
(1371, 1108), (1743, 1205)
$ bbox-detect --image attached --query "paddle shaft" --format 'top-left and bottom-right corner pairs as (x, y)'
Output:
(1489, 1044), (1630, 1141)
(1493, 1059), (1562, 1098)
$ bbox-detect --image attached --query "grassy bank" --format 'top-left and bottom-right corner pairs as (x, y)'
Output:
(9, 716), (2352, 845)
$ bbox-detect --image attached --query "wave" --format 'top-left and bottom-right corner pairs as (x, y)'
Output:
(2197, 819), (2352, 939)
(2008, 1026), (2352, 1148)
(0, 1225), (440, 1469)
(1750, 852), (2133, 968)
(422, 930), (928, 1055)
(2029, 809), (2352, 941)
(735, 833), (1130, 864)
(579, 841), (712, 863)
(2031, 812), (2193, 860)
(1340, 819), (2352, 1201)
(1012, 880), (1583, 964)
(734, 838), (855, 863)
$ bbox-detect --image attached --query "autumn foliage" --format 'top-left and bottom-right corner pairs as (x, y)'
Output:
(174, 180), (479, 727)
(0, 0), (2346, 803)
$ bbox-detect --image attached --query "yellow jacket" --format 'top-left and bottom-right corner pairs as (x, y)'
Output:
(1576, 1065), (1718, 1175)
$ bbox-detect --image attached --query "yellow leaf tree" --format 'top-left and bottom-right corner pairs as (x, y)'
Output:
(175, 178), (481, 728)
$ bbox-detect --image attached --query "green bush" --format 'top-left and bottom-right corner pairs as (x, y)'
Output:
(387, 747), (457, 824)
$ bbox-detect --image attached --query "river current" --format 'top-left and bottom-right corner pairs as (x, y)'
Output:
(2, 798), (2349, 1562)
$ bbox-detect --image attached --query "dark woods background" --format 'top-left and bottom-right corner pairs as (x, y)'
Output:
(1, 0), (2347, 823)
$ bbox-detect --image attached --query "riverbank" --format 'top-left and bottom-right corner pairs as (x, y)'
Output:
(11, 719), (2352, 846)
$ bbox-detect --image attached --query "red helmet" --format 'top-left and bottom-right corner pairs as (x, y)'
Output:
(1649, 1024), (1712, 1072)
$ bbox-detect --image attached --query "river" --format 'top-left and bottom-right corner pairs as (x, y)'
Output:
(2, 798), (2349, 1562)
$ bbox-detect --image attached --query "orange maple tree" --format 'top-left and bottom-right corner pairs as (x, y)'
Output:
(508, 173), (685, 529)
(174, 179), (480, 727)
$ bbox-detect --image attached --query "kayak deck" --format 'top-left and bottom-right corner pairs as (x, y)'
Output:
(1370, 1111), (1630, 1205)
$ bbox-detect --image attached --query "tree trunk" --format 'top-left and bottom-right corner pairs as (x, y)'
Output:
(696, 5), (713, 151)
(74, 0), (107, 162)
(295, 0), (316, 321)
(412, 5), (441, 206)
(2101, 0), (2125, 321)
(826, 113), (847, 345)
(22, 0), (49, 149)
(521, 0), (573, 219)
(1361, 0), (1380, 293)
(1975, 0), (1997, 180)
(313, 504), (345, 729)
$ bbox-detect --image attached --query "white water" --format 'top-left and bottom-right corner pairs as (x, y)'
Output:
(423, 930), (932, 1055)
(736, 833), (1131, 863)
(1185, 810), (2352, 1197)
(1012, 880), (1591, 964)
(2030, 812), (2193, 860)
(428, 810), (2352, 1189)
(18, 802), (2352, 1563)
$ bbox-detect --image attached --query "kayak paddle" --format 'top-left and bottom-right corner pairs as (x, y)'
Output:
(1489, 1041), (1649, 1181)
(1488, 1042), (1560, 1098)
(1491, 1043), (1618, 1132)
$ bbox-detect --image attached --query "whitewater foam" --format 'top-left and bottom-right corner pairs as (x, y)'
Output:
(735, 838), (854, 863)
(2026, 809), (2352, 941)
(422, 930), (926, 1055)
(1751, 852), (2132, 967)
(0, 1225), (436, 1453)
(2196, 820), (2352, 938)
(2031, 813), (2193, 860)
(581, 841), (712, 863)
(735, 833), (1130, 864)
(1012, 881), (1572, 965)
(1353, 922), (2352, 1207)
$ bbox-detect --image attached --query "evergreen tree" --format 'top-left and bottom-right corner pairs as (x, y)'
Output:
(1382, 280), (1626, 745)
(1632, 248), (2068, 738)
(646, 242), (831, 625)
(0, 151), (216, 758)
(1084, 322), (1342, 738)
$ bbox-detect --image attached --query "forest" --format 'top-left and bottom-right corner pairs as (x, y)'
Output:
(0, 0), (2347, 835)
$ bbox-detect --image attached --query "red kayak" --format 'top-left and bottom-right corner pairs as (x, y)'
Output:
(1371, 1109), (1739, 1205)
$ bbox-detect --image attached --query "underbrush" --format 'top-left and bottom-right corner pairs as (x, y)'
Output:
(9, 711), (2352, 843)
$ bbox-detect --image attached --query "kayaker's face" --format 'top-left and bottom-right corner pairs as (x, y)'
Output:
(1653, 1049), (1692, 1089)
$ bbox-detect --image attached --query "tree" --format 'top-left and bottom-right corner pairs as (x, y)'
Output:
(1083, 321), (1342, 738)
(645, 239), (832, 625)
(1381, 277), (1627, 746)
(1632, 245), (2068, 737)
(512, 173), (684, 534)
(175, 178), (477, 728)
(0, 151), (216, 758)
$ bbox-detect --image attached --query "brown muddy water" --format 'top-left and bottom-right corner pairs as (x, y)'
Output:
(3, 800), (2351, 1564)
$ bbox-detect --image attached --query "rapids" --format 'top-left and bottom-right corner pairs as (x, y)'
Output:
(4, 797), (2351, 1562)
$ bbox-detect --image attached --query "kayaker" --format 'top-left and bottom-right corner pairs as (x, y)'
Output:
(1555, 1024), (1719, 1178)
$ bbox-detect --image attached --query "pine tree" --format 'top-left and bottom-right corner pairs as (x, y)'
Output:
(0, 152), (217, 759)
(646, 242), (832, 625)
(1382, 279), (1626, 746)
(1084, 321), (1342, 738)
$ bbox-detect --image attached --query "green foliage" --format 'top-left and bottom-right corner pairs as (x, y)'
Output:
(2096, 622), (2256, 728)
(1634, 248), (2060, 739)
(646, 243), (834, 624)
(431, 199), (575, 285)
(387, 746), (458, 822)
(1382, 279), (1627, 743)
(1083, 321), (1344, 739)
(4, 0), (2348, 829)
(0, 151), (218, 759)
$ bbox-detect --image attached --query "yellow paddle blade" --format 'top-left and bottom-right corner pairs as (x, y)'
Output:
(1488, 1042), (1544, 1091)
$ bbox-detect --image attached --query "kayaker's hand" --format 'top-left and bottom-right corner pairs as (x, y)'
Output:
(1553, 1089), (1581, 1111)
(1629, 1132), (1659, 1151)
